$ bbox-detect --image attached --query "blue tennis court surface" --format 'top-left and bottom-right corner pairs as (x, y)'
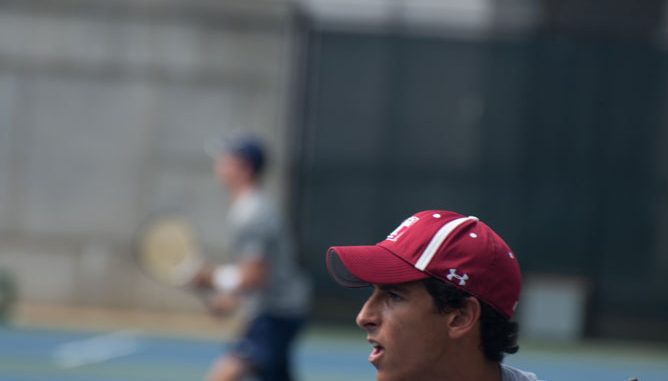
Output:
(0, 326), (667, 380)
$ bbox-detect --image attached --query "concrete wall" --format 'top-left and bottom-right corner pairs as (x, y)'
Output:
(0, 0), (296, 311)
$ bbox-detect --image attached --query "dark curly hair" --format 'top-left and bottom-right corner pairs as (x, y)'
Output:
(422, 277), (519, 362)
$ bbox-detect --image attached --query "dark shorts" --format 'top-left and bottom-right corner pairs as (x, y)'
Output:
(230, 313), (306, 381)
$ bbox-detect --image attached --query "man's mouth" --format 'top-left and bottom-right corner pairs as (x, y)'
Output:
(368, 339), (385, 365)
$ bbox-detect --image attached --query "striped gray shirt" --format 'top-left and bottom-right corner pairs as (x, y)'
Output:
(224, 189), (310, 317)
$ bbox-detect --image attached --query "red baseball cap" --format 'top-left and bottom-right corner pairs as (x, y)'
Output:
(326, 210), (522, 319)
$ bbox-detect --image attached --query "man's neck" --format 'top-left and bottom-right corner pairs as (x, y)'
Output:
(230, 182), (257, 203)
(435, 351), (501, 381)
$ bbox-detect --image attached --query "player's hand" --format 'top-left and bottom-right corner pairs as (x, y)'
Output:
(188, 265), (215, 290)
(207, 293), (241, 316)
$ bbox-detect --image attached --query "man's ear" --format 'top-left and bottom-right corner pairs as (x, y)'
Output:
(446, 297), (481, 339)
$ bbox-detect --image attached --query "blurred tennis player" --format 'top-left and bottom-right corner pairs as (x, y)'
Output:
(326, 210), (542, 381)
(191, 137), (310, 381)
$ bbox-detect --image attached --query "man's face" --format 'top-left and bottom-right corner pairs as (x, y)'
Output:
(356, 281), (453, 381)
(214, 154), (251, 190)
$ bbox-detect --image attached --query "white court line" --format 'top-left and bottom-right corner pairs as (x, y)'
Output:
(52, 329), (143, 369)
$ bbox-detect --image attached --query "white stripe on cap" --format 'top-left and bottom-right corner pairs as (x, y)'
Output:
(414, 216), (479, 271)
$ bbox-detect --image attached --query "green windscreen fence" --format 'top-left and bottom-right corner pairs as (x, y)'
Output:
(291, 26), (667, 340)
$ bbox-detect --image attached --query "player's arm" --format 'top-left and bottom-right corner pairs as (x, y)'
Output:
(191, 219), (272, 294)
(190, 257), (267, 293)
(216, 257), (267, 292)
(191, 258), (266, 316)
(236, 257), (267, 290)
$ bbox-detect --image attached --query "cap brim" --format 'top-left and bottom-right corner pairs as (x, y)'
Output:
(326, 245), (429, 287)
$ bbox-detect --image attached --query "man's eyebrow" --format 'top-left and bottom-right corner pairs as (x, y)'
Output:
(378, 284), (409, 293)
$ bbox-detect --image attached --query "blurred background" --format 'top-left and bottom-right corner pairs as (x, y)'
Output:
(0, 0), (667, 380)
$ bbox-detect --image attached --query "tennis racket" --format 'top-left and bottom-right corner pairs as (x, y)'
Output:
(136, 215), (205, 288)
(134, 215), (249, 327)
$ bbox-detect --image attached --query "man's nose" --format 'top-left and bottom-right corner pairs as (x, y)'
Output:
(356, 296), (380, 331)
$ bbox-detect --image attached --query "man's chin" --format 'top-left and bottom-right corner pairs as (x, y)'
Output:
(376, 369), (400, 381)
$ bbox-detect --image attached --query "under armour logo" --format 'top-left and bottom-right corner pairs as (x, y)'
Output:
(446, 269), (469, 286)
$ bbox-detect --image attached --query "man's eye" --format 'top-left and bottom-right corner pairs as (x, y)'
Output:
(387, 291), (402, 301)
